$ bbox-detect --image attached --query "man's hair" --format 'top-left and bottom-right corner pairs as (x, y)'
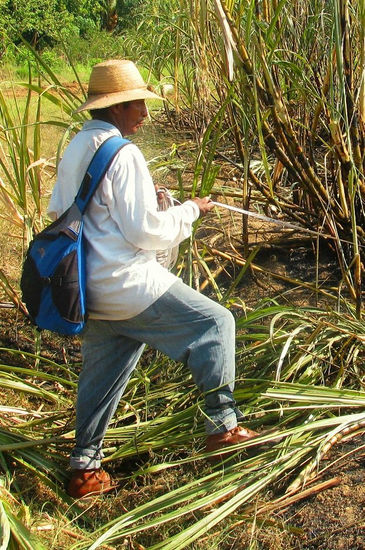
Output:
(90, 107), (111, 119)
(90, 102), (131, 119)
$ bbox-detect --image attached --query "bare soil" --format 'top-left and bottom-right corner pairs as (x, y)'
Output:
(239, 434), (365, 550)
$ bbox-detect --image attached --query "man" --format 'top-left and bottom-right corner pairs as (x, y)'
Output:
(48, 59), (258, 499)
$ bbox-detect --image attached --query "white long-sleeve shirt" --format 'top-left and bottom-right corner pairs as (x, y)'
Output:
(47, 120), (199, 320)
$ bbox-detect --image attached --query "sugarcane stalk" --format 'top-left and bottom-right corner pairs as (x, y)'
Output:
(311, 48), (336, 137)
(218, 0), (267, 98)
(262, 0), (270, 21)
(217, 5), (332, 213)
(265, 92), (341, 213)
(335, 163), (350, 220)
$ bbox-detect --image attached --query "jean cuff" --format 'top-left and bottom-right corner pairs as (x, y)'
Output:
(235, 407), (245, 422)
(204, 406), (245, 435)
(204, 407), (237, 435)
(70, 448), (104, 470)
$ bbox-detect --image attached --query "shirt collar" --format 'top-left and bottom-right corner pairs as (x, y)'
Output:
(82, 119), (122, 135)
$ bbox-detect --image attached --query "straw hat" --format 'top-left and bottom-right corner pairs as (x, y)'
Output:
(75, 59), (163, 113)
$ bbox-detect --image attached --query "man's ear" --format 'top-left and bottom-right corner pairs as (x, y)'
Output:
(110, 103), (123, 115)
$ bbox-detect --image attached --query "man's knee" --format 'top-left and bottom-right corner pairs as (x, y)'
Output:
(215, 303), (235, 332)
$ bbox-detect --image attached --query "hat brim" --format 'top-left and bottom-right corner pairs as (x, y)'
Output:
(75, 87), (164, 113)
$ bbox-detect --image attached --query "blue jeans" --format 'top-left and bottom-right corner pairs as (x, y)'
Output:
(70, 279), (241, 469)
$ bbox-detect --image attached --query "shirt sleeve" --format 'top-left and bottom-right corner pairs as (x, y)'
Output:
(104, 144), (200, 250)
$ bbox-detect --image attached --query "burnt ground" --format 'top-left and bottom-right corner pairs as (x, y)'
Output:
(243, 434), (365, 550)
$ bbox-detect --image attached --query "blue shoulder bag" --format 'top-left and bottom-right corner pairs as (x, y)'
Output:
(20, 135), (129, 335)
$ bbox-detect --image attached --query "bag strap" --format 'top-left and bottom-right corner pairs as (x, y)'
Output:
(75, 135), (130, 214)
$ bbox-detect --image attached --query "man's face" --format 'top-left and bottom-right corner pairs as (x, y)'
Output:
(111, 100), (148, 136)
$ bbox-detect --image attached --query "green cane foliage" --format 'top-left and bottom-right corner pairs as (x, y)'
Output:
(0, 482), (46, 550)
(236, 300), (365, 387)
(0, 301), (365, 547)
(0, 74), (43, 242)
(68, 410), (365, 549)
(0, 497), (10, 550)
(69, 444), (306, 549)
(0, 351), (75, 404)
(0, 39), (85, 244)
(15, 36), (86, 116)
(191, 97), (232, 199)
(0, 348), (79, 380)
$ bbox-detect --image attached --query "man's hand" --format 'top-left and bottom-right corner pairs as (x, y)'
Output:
(191, 197), (214, 216)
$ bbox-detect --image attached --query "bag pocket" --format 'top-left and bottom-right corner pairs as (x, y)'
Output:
(51, 250), (83, 323)
(20, 254), (43, 321)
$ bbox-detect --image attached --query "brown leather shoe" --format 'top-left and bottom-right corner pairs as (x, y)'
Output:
(67, 468), (116, 498)
(206, 426), (259, 462)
